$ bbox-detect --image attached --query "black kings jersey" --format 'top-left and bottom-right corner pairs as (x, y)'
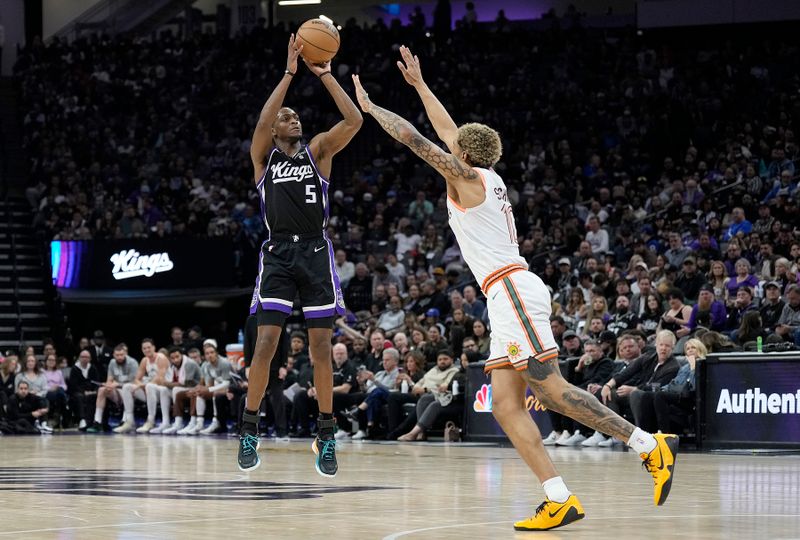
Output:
(257, 145), (329, 238)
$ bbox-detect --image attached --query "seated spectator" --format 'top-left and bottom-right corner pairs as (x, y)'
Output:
(178, 343), (232, 435)
(162, 347), (203, 434)
(1, 353), (19, 412)
(630, 338), (707, 433)
(775, 284), (800, 345)
(422, 325), (450, 368)
(87, 345), (139, 432)
(673, 257), (705, 302)
(397, 349), (462, 441)
(637, 293), (663, 337)
(707, 260), (729, 301)
(657, 289), (692, 337)
(462, 285), (486, 321)
(563, 289), (588, 330)
(595, 330), (680, 432)
(722, 207), (753, 241)
(724, 258), (759, 304)
(68, 349), (101, 430)
(606, 295), (638, 336)
(760, 281), (786, 331)
(545, 339), (613, 447)
(42, 353), (68, 428)
(686, 284), (727, 333)
(699, 331), (739, 353)
(115, 339), (164, 434)
(344, 347), (400, 440)
(725, 286), (757, 339)
(15, 354), (48, 398)
(377, 295), (406, 334)
(6, 381), (51, 434)
(392, 331), (411, 357)
(736, 311), (767, 346)
(471, 319), (491, 355)
(386, 350), (426, 438)
(559, 330), (584, 358)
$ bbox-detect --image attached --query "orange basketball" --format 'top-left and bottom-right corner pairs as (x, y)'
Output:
(296, 18), (340, 64)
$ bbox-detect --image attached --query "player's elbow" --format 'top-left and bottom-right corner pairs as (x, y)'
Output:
(348, 110), (364, 127)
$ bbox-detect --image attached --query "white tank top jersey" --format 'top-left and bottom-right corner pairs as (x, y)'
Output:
(445, 167), (528, 293)
(142, 356), (159, 383)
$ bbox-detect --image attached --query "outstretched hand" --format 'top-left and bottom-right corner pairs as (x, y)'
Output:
(303, 57), (332, 77)
(286, 34), (304, 73)
(396, 45), (424, 87)
(351, 74), (372, 113)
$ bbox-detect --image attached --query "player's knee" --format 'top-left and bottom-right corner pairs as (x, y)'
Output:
(491, 392), (523, 421)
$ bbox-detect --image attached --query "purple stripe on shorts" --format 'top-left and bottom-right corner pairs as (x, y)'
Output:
(260, 302), (293, 314)
(304, 308), (336, 319)
(249, 244), (267, 315)
(323, 231), (346, 316)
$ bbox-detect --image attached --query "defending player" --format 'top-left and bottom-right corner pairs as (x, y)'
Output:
(351, 47), (677, 531)
(237, 34), (362, 476)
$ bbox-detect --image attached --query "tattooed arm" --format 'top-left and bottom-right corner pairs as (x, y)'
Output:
(351, 74), (478, 185)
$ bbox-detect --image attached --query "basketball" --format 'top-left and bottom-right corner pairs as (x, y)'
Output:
(296, 18), (340, 64)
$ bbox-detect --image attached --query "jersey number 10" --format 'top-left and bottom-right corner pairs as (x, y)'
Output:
(503, 204), (518, 245)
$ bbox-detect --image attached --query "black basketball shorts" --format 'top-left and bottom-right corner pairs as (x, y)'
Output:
(249, 233), (346, 328)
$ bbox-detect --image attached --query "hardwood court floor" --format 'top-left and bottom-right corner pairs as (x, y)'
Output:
(0, 435), (798, 539)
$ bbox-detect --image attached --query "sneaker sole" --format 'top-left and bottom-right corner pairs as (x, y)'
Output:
(514, 507), (585, 531)
(656, 436), (679, 506)
(237, 456), (261, 472)
(311, 440), (337, 478)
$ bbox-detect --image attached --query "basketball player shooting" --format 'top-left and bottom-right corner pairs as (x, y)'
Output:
(238, 34), (362, 477)
(352, 46), (678, 531)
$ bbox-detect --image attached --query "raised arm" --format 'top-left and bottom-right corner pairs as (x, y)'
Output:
(352, 74), (478, 187)
(250, 35), (303, 176)
(306, 59), (363, 174)
(396, 46), (459, 153)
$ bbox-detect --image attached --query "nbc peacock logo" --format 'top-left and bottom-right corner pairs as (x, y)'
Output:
(473, 383), (493, 412)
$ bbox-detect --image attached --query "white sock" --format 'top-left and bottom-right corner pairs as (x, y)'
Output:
(542, 476), (571, 503)
(94, 407), (104, 424)
(627, 427), (657, 454)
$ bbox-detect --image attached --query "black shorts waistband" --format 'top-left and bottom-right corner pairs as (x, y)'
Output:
(269, 232), (325, 243)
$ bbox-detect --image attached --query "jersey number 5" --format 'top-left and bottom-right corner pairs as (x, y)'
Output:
(305, 185), (317, 204)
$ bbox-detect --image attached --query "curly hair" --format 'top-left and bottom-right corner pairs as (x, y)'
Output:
(456, 123), (502, 168)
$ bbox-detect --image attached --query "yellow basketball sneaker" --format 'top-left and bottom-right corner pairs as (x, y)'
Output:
(641, 433), (679, 506)
(513, 495), (585, 531)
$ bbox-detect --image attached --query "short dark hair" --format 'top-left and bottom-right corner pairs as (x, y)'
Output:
(167, 346), (183, 356)
(290, 331), (307, 343)
(142, 338), (156, 346)
(113, 343), (127, 352)
(550, 315), (566, 325)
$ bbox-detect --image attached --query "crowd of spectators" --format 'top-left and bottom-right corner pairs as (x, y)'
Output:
(6, 6), (800, 439)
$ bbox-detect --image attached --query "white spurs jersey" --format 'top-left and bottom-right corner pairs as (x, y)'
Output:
(446, 167), (528, 293)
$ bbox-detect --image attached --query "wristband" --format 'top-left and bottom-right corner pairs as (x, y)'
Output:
(285, 69), (295, 77)
(319, 71), (332, 79)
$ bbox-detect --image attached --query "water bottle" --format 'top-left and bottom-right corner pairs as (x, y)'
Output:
(401, 380), (409, 394)
(237, 329), (244, 344)
(452, 380), (460, 396)
(757, 336), (763, 353)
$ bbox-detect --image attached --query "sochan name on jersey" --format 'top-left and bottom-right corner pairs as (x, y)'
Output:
(110, 249), (174, 280)
(270, 162), (314, 183)
(716, 387), (800, 414)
